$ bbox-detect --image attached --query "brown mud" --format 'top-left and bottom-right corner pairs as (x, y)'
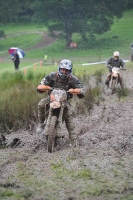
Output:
(1, 69), (133, 200)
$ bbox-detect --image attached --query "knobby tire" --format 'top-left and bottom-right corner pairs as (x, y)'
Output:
(111, 79), (117, 94)
(48, 116), (57, 153)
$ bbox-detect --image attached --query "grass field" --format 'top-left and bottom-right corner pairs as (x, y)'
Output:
(0, 9), (133, 75)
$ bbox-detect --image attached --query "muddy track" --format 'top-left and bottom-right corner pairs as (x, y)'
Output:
(1, 69), (133, 200)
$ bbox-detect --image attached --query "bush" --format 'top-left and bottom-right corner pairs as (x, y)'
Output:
(75, 86), (101, 115)
(0, 30), (6, 38)
(0, 72), (45, 133)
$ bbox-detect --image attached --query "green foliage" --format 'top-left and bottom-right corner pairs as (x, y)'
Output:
(0, 33), (42, 52)
(121, 195), (133, 200)
(71, 169), (93, 179)
(28, 0), (130, 47)
(116, 87), (130, 101)
(0, 30), (5, 38)
(0, 0), (21, 23)
(0, 188), (32, 199)
(0, 9), (133, 61)
(0, 72), (43, 132)
(75, 85), (101, 115)
(94, 69), (105, 85)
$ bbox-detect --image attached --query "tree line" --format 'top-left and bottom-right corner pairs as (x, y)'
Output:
(0, 0), (133, 47)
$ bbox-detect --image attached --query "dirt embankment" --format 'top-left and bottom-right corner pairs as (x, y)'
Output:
(1, 69), (133, 200)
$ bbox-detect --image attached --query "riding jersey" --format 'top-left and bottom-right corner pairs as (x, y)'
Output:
(39, 72), (85, 99)
(106, 57), (125, 68)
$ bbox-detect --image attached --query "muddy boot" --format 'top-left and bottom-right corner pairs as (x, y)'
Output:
(37, 100), (47, 135)
(105, 79), (109, 88)
(55, 124), (65, 139)
(36, 123), (44, 135)
(68, 127), (79, 147)
(70, 138), (79, 148)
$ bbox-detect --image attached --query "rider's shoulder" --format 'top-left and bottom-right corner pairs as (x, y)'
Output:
(107, 57), (113, 61)
(47, 72), (57, 77)
(70, 74), (78, 81)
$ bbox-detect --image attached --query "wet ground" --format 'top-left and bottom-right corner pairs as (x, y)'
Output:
(1, 68), (133, 200)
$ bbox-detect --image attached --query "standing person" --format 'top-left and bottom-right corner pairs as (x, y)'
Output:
(36, 59), (85, 144)
(105, 51), (126, 87)
(43, 54), (48, 62)
(12, 50), (20, 70)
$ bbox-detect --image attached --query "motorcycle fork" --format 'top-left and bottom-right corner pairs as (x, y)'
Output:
(45, 107), (53, 135)
(58, 103), (65, 128)
(45, 103), (65, 136)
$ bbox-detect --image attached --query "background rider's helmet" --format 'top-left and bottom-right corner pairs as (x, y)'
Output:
(113, 51), (120, 58)
(58, 59), (73, 79)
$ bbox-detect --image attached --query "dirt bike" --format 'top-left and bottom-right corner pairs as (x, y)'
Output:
(108, 66), (126, 94)
(37, 85), (81, 153)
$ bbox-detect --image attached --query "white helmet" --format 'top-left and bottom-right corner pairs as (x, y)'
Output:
(114, 51), (120, 57)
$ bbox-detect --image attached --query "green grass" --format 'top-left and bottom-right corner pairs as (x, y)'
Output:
(0, 22), (47, 34)
(0, 60), (106, 76)
(0, 9), (133, 63)
(0, 33), (43, 52)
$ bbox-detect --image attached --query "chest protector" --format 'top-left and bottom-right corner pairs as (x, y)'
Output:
(52, 73), (72, 91)
(111, 58), (121, 68)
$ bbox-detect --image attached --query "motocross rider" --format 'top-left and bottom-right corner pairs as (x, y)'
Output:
(105, 51), (126, 87)
(36, 59), (85, 144)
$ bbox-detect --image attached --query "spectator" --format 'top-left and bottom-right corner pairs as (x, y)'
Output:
(12, 50), (20, 70)
(69, 42), (77, 48)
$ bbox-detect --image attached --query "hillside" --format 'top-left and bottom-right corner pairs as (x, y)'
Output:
(0, 9), (133, 63)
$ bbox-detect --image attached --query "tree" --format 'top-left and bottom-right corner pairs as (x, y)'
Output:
(0, 0), (33, 23)
(0, 0), (21, 23)
(0, 0), (130, 47)
(29, 0), (130, 48)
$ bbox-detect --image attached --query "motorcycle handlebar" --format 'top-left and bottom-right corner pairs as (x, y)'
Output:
(120, 68), (126, 70)
(37, 85), (82, 95)
(107, 66), (126, 71)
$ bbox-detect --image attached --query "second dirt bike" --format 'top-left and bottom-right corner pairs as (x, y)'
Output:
(109, 67), (126, 94)
(109, 67), (120, 94)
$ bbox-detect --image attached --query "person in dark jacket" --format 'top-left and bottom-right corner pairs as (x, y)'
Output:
(12, 50), (20, 70)
(36, 59), (85, 144)
(105, 51), (126, 87)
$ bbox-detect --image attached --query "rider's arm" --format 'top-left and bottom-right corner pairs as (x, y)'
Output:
(120, 59), (126, 69)
(40, 74), (51, 85)
(106, 58), (112, 68)
(69, 76), (85, 98)
(37, 72), (55, 93)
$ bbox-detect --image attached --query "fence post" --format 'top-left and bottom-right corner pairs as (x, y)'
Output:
(24, 68), (26, 74)
(40, 61), (42, 67)
(34, 63), (36, 70)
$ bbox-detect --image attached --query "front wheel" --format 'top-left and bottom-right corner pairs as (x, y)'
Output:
(47, 116), (57, 153)
(111, 79), (117, 94)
